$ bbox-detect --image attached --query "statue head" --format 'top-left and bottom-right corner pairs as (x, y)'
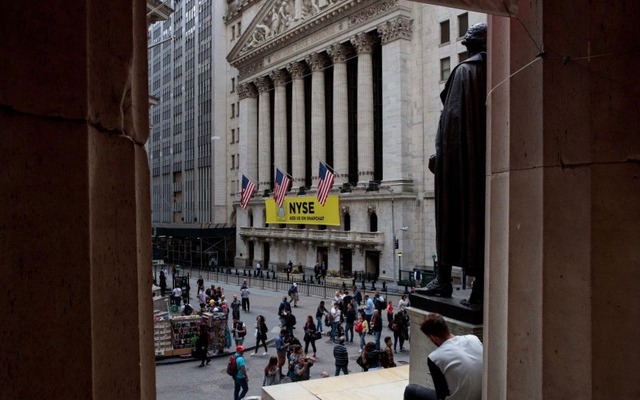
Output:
(461, 22), (487, 52)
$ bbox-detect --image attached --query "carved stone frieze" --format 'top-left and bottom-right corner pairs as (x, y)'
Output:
(238, 60), (264, 80)
(237, 82), (258, 100)
(350, 32), (375, 55)
(378, 15), (413, 44)
(269, 69), (289, 86)
(254, 76), (272, 93)
(347, 0), (398, 27)
(305, 52), (329, 72)
(286, 61), (307, 79)
(327, 42), (350, 64)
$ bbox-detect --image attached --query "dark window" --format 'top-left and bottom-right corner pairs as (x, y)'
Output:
(440, 20), (450, 44)
(369, 213), (378, 232)
(458, 13), (469, 38)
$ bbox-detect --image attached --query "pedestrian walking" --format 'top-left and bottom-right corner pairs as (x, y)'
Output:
(315, 300), (328, 333)
(252, 315), (269, 356)
(333, 336), (349, 376)
(232, 346), (249, 400)
(240, 285), (250, 312)
(303, 315), (318, 357)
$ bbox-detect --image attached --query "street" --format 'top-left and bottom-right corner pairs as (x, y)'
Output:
(155, 278), (412, 400)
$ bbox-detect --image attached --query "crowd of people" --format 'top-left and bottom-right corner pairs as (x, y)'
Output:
(164, 273), (483, 400)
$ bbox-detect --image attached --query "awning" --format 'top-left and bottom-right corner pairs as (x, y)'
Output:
(152, 223), (235, 239)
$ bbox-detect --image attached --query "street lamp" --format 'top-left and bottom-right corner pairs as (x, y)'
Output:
(394, 226), (409, 281)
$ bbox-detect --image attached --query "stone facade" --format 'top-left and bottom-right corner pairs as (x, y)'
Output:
(227, 0), (486, 281)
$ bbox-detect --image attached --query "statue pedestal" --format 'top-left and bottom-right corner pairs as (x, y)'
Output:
(409, 287), (483, 325)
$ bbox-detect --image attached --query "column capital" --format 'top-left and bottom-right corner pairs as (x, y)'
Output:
(350, 32), (376, 55)
(254, 76), (271, 93)
(269, 69), (289, 87)
(305, 52), (329, 72)
(327, 43), (350, 64)
(237, 82), (258, 100)
(378, 16), (414, 44)
(286, 61), (307, 79)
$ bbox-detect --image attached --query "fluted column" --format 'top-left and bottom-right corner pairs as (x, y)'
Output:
(305, 52), (328, 183)
(255, 76), (272, 189)
(286, 61), (307, 188)
(351, 32), (375, 181)
(238, 82), (259, 182)
(270, 69), (288, 175)
(328, 43), (350, 186)
(378, 17), (413, 186)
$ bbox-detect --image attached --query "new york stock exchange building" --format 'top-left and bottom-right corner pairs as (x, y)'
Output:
(228, 0), (486, 282)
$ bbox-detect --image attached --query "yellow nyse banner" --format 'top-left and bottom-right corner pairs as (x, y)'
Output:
(265, 196), (341, 226)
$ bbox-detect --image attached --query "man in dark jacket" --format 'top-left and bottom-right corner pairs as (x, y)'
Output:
(420, 22), (488, 308)
(333, 336), (349, 375)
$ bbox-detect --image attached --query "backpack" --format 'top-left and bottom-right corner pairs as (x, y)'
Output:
(354, 321), (363, 333)
(226, 355), (237, 376)
(237, 322), (246, 337)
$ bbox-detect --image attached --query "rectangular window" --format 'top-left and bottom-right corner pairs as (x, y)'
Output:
(440, 20), (450, 44)
(231, 25), (235, 40)
(231, 103), (235, 118)
(231, 77), (235, 92)
(440, 57), (451, 81)
(458, 51), (469, 63)
(237, 21), (241, 36)
(458, 13), (469, 38)
(236, 102), (240, 117)
(237, 127), (240, 142)
(231, 154), (235, 170)
(231, 128), (235, 144)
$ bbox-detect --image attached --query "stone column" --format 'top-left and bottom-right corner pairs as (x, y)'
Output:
(238, 82), (258, 183)
(2, 0), (153, 398)
(305, 52), (329, 184)
(483, 3), (640, 400)
(379, 17), (413, 187)
(270, 69), (288, 174)
(351, 32), (375, 181)
(328, 42), (350, 186)
(255, 76), (272, 189)
(286, 61), (307, 188)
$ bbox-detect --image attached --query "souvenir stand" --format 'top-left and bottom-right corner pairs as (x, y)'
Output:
(202, 311), (229, 355)
(153, 307), (229, 358)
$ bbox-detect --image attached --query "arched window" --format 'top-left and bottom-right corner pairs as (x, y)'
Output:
(248, 211), (254, 227)
(369, 212), (378, 232)
(344, 213), (351, 231)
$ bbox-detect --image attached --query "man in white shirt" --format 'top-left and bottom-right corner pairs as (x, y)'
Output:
(329, 302), (341, 343)
(404, 313), (483, 400)
(172, 286), (182, 306)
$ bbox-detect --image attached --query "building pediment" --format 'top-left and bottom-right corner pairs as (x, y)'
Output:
(227, 0), (407, 79)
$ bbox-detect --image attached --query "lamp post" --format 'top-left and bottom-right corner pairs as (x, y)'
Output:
(394, 226), (409, 281)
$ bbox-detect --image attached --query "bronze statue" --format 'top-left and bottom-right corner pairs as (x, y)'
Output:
(420, 23), (488, 308)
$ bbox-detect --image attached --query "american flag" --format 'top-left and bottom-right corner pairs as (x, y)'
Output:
(273, 168), (290, 207)
(240, 175), (256, 209)
(317, 161), (334, 206)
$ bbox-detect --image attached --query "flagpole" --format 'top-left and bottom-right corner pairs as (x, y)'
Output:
(239, 170), (259, 186)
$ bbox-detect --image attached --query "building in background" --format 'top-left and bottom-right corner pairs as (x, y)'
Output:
(226, 0), (485, 284)
(148, 0), (234, 268)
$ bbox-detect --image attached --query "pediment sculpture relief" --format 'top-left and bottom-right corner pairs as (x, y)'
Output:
(242, 0), (344, 53)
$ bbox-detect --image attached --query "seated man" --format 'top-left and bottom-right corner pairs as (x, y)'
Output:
(404, 313), (483, 400)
